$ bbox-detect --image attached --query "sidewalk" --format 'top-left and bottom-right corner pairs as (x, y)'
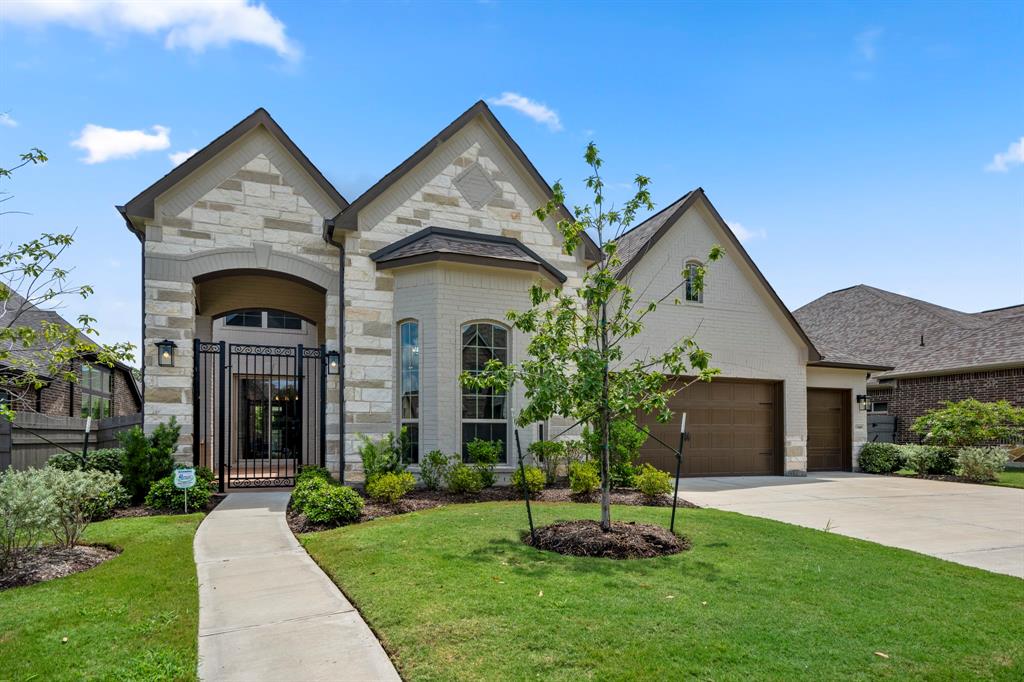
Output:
(194, 492), (400, 681)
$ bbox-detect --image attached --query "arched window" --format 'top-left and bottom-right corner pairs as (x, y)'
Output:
(398, 320), (420, 463)
(684, 261), (704, 303)
(461, 322), (508, 462)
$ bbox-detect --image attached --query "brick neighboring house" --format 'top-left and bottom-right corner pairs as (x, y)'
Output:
(795, 285), (1024, 443)
(0, 288), (142, 420)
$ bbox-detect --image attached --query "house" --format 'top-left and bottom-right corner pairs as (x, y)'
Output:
(795, 285), (1024, 442)
(119, 102), (888, 490)
(0, 287), (142, 420)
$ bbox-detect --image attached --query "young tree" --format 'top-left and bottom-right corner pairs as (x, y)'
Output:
(462, 143), (722, 531)
(1, 149), (135, 420)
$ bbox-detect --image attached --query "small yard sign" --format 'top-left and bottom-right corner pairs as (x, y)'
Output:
(174, 468), (196, 489)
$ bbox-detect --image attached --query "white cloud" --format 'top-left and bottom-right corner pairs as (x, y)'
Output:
(2, 0), (300, 61)
(855, 27), (884, 62)
(729, 221), (767, 243)
(169, 148), (198, 166)
(72, 123), (170, 164)
(985, 137), (1024, 173)
(488, 92), (563, 131)
(0, 112), (17, 128)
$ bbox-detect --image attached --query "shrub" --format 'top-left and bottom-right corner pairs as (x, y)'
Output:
(301, 483), (363, 525)
(42, 468), (124, 547)
(290, 477), (322, 515)
(446, 463), (484, 495)
(857, 443), (904, 474)
(466, 438), (501, 488)
(912, 398), (1024, 447)
(419, 450), (451, 491)
(47, 451), (86, 472)
(569, 460), (600, 495)
(929, 447), (958, 475)
(366, 471), (416, 503)
(900, 444), (936, 475)
(296, 466), (331, 486)
(528, 440), (565, 482)
(49, 448), (125, 475)
(0, 469), (54, 572)
(358, 431), (405, 484)
(144, 466), (215, 513)
(582, 418), (647, 487)
(86, 483), (130, 520)
(512, 465), (546, 497)
(956, 447), (1008, 482)
(119, 418), (179, 503)
(635, 463), (672, 500)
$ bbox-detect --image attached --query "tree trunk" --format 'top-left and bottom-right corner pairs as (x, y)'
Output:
(599, 300), (612, 532)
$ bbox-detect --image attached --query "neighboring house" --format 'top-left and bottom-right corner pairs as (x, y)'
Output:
(119, 102), (887, 490)
(0, 288), (142, 419)
(795, 285), (1024, 443)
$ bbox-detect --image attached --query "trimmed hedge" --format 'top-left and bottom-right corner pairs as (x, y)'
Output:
(857, 443), (904, 474)
(512, 465), (546, 497)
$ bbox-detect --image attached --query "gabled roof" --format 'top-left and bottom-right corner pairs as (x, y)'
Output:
(795, 285), (1024, 377)
(370, 226), (567, 284)
(326, 100), (601, 262)
(611, 188), (822, 363)
(118, 108), (347, 238)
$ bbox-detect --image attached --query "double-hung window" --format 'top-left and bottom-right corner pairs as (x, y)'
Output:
(399, 320), (420, 463)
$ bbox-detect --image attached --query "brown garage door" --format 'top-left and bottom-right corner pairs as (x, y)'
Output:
(807, 388), (851, 471)
(637, 378), (779, 476)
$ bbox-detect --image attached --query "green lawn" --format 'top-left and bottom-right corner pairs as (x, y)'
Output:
(302, 503), (1024, 681)
(993, 469), (1024, 489)
(0, 514), (202, 681)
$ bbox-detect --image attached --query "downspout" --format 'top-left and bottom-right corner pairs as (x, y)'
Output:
(325, 218), (346, 483)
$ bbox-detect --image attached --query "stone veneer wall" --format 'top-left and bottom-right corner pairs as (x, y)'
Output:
(142, 130), (342, 468)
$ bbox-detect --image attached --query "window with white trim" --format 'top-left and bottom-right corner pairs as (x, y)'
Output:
(461, 322), (508, 463)
(399, 320), (420, 463)
(684, 261), (704, 303)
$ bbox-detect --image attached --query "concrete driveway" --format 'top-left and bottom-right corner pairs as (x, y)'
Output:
(678, 472), (1024, 578)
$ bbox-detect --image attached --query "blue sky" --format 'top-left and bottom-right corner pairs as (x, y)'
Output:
(2, 0), (1022, 362)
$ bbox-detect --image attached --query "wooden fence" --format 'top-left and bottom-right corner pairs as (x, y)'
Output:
(0, 412), (142, 471)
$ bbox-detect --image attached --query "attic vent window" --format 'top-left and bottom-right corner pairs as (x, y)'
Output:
(453, 162), (500, 210)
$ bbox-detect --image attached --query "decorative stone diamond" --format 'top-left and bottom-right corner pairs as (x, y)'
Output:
(453, 162), (500, 210)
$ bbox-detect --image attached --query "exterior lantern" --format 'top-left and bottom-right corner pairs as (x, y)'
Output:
(326, 349), (341, 375)
(856, 394), (871, 412)
(155, 339), (177, 367)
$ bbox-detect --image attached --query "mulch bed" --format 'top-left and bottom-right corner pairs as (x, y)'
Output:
(887, 473), (994, 485)
(524, 519), (690, 559)
(1, 544), (121, 590)
(287, 486), (699, 534)
(110, 493), (226, 519)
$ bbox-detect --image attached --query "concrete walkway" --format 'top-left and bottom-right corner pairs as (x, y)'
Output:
(194, 492), (400, 681)
(679, 472), (1024, 578)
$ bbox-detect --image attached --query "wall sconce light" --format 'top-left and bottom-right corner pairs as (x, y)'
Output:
(856, 394), (871, 412)
(156, 339), (177, 367)
(326, 350), (341, 375)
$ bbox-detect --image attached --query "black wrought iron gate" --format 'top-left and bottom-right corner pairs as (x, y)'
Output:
(194, 340), (326, 491)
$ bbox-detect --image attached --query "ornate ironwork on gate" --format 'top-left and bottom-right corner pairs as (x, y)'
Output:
(193, 340), (326, 491)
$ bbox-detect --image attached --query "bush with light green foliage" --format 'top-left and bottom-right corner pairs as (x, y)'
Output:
(48, 448), (125, 475)
(419, 450), (451, 491)
(569, 460), (600, 495)
(466, 438), (501, 488)
(358, 431), (406, 484)
(635, 463), (672, 500)
(41, 467), (124, 547)
(912, 398), (1024, 447)
(899, 445), (957, 476)
(527, 440), (565, 482)
(956, 447), (1008, 482)
(857, 442), (904, 474)
(144, 466), (215, 513)
(366, 471), (416, 503)
(296, 466), (331, 486)
(582, 418), (648, 487)
(446, 463), (484, 495)
(300, 481), (363, 524)
(512, 465), (546, 497)
(0, 468), (54, 572)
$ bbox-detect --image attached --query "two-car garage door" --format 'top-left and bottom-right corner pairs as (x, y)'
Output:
(636, 378), (780, 476)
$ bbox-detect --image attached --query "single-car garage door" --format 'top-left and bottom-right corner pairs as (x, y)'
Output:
(807, 388), (851, 471)
(637, 378), (780, 476)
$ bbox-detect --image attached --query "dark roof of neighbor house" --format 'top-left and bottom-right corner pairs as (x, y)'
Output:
(609, 188), (827, 365)
(794, 284), (1024, 378)
(118, 108), (348, 238)
(0, 287), (142, 404)
(370, 227), (567, 284)
(326, 100), (602, 263)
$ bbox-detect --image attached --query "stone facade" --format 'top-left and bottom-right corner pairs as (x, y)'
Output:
(871, 368), (1024, 443)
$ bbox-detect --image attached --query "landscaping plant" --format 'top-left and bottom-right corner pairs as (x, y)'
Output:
(955, 447), (1008, 482)
(366, 471), (416, 503)
(569, 460), (600, 496)
(419, 450), (452, 490)
(144, 466), (215, 512)
(527, 439), (566, 482)
(446, 463), (484, 495)
(0, 469), (53, 572)
(582, 417), (647, 487)
(912, 398), (1024, 447)
(462, 143), (721, 530)
(466, 437), (501, 488)
(300, 482), (363, 525)
(118, 418), (179, 503)
(41, 468), (123, 547)
(512, 465), (546, 497)
(634, 463), (672, 500)
(358, 431), (405, 484)
(899, 445), (957, 476)
(856, 442), (904, 474)
(296, 465), (332, 485)
(48, 448), (125, 475)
